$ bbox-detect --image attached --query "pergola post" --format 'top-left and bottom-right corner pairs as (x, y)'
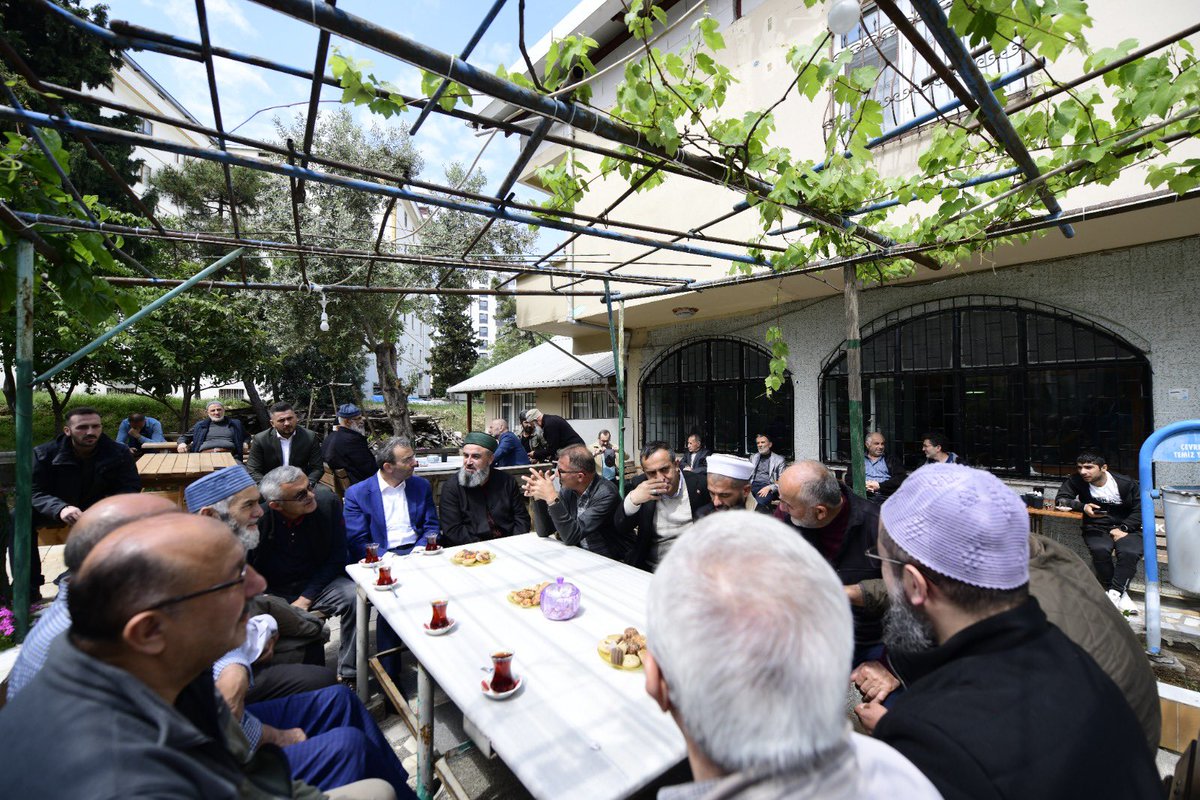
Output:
(844, 264), (866, 498)
(13, 239), (34, 638)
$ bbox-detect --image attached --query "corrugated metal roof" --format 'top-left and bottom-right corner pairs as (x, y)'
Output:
(449, 339), (614, 393)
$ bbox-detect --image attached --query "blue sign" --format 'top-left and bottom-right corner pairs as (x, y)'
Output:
(1152, 432), (1200, 462)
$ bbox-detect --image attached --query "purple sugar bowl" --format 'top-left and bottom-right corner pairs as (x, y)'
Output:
(540, 577), (581, 621)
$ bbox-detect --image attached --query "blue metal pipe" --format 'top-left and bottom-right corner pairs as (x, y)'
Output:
(909, 0), (1074, 238)
(40, 0), (205, 60)
(1134, 421), (1200, 654)
(410, 0), (507, 135)
(33, 248), (246, 385)
(769, 166), (1024, 236)
(0, 106), (754, 272)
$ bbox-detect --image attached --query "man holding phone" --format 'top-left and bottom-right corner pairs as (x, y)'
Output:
(1055, 450), (1142, 614)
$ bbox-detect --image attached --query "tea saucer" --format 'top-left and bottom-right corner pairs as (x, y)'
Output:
(423, 618), (457, 636)
(357, 558), (380, 569)
(481, 674), (523, 700)
(372, 581), (399, 592)
(413, 546), (443, 556)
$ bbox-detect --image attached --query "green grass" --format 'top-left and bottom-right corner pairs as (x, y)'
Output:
(0, 392), (247, 450)
(408, 401), (487, 435)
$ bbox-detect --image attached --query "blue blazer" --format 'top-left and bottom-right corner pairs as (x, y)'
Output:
(343, 473), (439, 560)
(492, 431), (530, 467)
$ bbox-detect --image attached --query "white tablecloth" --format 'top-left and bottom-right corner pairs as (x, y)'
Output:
(347, 533), (687, 800)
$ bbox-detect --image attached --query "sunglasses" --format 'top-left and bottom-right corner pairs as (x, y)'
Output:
(142, 564), (248, 612)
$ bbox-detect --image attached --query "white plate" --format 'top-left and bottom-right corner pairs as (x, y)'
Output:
(419, 546), (444, 556)
(357, 558), (380, 569)
(481, 674), (523, 700)
(423, 618), (458, 636)
(372, 581), (399, 592)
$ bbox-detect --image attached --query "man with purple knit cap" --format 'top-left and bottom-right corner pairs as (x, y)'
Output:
(860, 464), (1159, 800)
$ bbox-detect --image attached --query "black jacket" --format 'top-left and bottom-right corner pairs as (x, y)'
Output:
(31, 433), (140, 525)
(530, 414), (585, 462)
(1055, 471), (1141, 535)
(184, 416), (245, 459)
(620, 470), (710, 571)
(877, 597), (1161, 800)
(251, 487), (347, 602)
(780, 488), (883, 648)
(320, 427), (376, 486)
(438, 470), (531, 546)
(533, 474), (627, 560)
(247, 427), (324, 484)
(678, 448), (711, 473)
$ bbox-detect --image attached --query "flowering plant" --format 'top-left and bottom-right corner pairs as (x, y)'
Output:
(0, 605), (15, 651)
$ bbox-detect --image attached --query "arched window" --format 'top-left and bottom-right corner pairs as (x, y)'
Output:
(820, 297), (1152, 476)
(642, 338), (794, 457)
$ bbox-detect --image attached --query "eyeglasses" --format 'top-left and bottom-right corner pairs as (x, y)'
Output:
(865, 545), (907, 568)
(142, 564), (248, 611)
(280, 486), (313, 502)
(556, 468), (585, 475)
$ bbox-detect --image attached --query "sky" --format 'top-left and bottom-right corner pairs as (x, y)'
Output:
(102, 0), (574, 245)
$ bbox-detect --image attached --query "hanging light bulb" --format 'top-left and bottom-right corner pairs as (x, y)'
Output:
(309, 282), (331, 333)
(320, 312), (330, 332)
(827, 0), (861, 35)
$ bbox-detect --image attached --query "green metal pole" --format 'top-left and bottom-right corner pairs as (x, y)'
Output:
(603, 281), (625, 496)
(13, 239), (34, 638)
(844, 265), (866, 497)
(33, 247), (245, 385)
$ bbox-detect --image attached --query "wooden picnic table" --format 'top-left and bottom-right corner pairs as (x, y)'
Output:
(137, 452), (236, 488)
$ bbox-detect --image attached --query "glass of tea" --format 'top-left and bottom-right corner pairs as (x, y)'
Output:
(490, 650), (516, 693)
(429, 599), (450, 629)
(425, 534), (439, 553)
(364, 543), (380, 564)
(376, 565), (393, 586)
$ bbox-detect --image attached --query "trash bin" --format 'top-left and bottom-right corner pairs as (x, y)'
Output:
(1162, 486), (1200, 592)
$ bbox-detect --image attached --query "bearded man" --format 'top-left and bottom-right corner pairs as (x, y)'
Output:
(321, 403), (377, 486)
(439, 432), (531, 546)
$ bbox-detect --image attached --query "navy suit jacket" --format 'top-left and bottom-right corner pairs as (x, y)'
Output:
(343, 472), (439, 559)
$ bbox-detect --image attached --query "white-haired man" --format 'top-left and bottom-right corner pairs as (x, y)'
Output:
(644, 511), (940, 799)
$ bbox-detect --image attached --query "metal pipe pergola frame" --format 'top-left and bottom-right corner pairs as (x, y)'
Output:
(2, 0), (1198, 657)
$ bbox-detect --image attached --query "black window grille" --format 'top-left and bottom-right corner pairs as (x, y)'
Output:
(819, 297), (1151, 477)
(642, 338), (794, 458)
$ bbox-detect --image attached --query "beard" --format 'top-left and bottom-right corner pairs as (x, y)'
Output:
(882, 581), (936, 654)
(217, 510), (261, 550)
(459, 465), (490, 488)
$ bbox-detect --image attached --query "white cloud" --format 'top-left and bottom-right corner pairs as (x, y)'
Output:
(141, 0), (255, 37)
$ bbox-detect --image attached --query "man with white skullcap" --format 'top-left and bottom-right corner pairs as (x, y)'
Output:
(703, 454), (753, 512)
(862, 464), (1159, 800)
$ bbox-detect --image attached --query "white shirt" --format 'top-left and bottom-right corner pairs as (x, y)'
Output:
(1090, 472), (1121, 504)
(377, 471), (416, 549)
(276, 429), (293, 467)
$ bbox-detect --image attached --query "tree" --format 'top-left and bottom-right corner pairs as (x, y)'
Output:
(257, 108), (428, 439)
(428, 271), (478, 396)
(0, 0), (149, 215)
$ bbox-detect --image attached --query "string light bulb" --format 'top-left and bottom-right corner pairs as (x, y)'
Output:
(309, 282), (331, 333)
(827, 0), (861, 35)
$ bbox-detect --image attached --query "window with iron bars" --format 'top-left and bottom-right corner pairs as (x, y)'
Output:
(569, 388), (618, 420)
(831, 1), (1030, 134)
(499, 391), (536, 432)
(219, 388), (246, 401)
(819, 297), (1152, 477)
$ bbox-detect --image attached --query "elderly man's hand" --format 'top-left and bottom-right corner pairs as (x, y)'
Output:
(854, 700), (889, 734)
(865, 480), (881, 492)
(59, 506), (83, 525)
(176, 442), (189, 453)
(851, 660), (900, 703)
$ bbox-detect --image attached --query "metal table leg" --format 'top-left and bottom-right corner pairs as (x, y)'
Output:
(356, 585), (369, 704)
(417, 661), (437, 800)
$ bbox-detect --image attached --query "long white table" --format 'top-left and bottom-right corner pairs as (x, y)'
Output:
(347, 534), (686, 800)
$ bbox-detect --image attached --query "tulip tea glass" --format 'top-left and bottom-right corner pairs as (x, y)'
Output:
(376, 565), (393, 586)
(430, 599), (450, 630)
(364, 543), (380, 564)
(490, 650), (516, 693)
